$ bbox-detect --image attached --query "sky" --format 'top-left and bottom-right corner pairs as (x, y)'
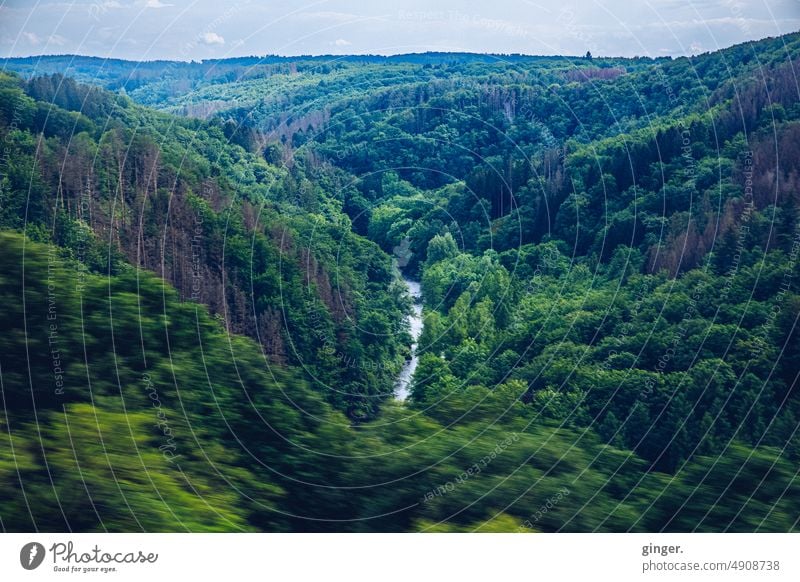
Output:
(1, 0), (799, 61)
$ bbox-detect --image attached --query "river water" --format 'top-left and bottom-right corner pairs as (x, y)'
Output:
(394, 278), (423, 401)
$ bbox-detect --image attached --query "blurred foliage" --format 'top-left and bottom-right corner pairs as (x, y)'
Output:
(1, 234), (797, 532)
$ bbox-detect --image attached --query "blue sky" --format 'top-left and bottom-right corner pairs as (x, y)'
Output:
(1, 0), (798, 60)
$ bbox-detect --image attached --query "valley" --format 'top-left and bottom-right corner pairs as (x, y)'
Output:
(1, 31), (799, 532)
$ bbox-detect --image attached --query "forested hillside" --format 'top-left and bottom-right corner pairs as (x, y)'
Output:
(0, 70), (408, 418)
(1, 32), (799, 532)
(3, 232), (797, 531)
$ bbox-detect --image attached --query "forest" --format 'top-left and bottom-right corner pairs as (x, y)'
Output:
(0, 31), (799, 532)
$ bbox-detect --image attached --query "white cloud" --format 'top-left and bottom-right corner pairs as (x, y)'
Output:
(200, 31), (225, 45)
(143, 0), (173, 8)
(22, 32), (40, 45)
(48, 34), (67, 46)
(333, 38), (352, 47)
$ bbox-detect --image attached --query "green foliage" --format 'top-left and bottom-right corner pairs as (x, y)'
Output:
(0, 71), (408, 419)
(1, 32), (800, 532)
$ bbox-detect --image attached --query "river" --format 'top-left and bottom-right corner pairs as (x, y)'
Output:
(394, 278), (423, 401)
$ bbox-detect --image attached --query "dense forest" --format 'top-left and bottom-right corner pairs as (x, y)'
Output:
(1, 31), (799, 532)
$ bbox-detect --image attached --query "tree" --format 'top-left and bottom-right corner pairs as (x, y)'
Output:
(425, 232), (459, 265)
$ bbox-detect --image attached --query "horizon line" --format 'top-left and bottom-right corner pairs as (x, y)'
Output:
(4, 31), (796, 65)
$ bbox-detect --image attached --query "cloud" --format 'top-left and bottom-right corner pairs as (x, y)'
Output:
(333, 38), (352, 47)
(200, 31), (225, 45)
(20, 32), (65, 47)
(48, 34), (67, 46)
(22, 31), (40, 45)
(143, 0), (173, 8)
